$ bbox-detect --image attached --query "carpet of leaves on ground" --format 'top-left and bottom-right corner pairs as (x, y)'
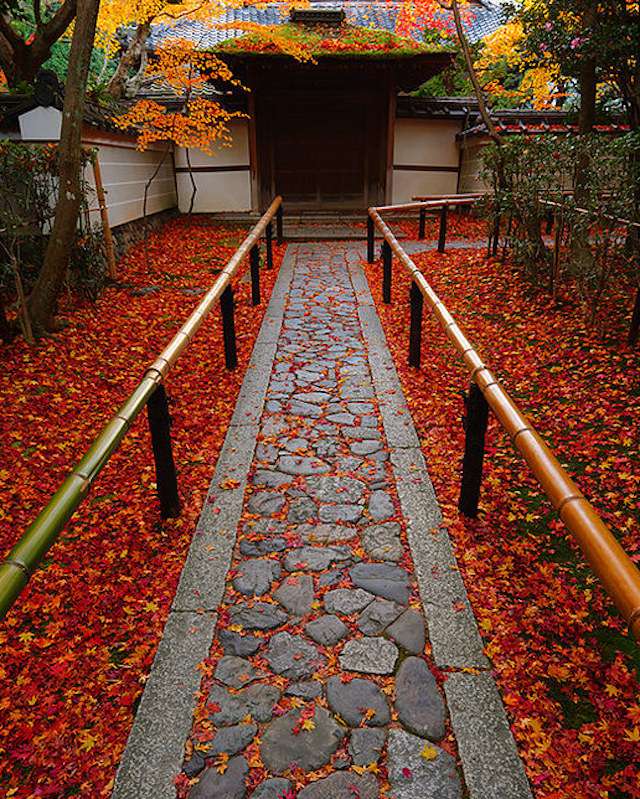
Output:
(0, 217), (284, 798)
(364, 234), (640, 799)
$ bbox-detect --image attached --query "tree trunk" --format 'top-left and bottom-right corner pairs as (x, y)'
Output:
(27, 0), (100, 334)
(106, 22), (151, 99)
(0, 0), (77, 88)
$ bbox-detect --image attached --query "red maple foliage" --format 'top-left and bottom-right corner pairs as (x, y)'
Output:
(0, 218), (284, 797)
(363, 227), (640, 798)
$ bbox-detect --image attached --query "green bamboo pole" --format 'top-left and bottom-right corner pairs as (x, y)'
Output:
(0, 197), (282, 620)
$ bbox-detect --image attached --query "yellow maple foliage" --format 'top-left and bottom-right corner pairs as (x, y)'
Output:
(475, 20), (562, 109)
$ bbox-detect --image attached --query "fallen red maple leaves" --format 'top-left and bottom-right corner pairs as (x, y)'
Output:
(363, 237), (640, 798)
(0, 217), (283, 797)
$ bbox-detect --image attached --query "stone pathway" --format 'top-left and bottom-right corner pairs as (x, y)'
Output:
(113, 243), (533, 799)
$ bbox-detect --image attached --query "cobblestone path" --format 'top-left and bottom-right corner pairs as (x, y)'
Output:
(113, 243), (531, 799)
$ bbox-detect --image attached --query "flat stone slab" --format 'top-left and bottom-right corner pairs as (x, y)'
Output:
(275, 574), (314, 617)
(189, 755), (248, 799)
(266, 631), (325, 679)
(350, 563), (410, 605)
(230, 602), (288, 631)
(260, 706), (345, 774)
(285, 680), (323, 699)
(395, 657), (446, 740)
(357, 597), (403, 635)
(251, 778), (293, 799)
(327, 676), (390, 727)
(349, 728), (386, 766)
(232, 558), (281, 596)
(385, 609), (426, 655)
(339, 637), (399, 675)
(387, 730), (462, 799)
(284, 545), (351, 572)
(219, 630), (262, 657)
(297, 771), (379, 799)
(319, 503), (363, 523)
(298, 523), (356, 544)
(208, 722), (257, 756)
(278, 455), (330, 476)
(247, 491), (286, 516)
(368, 490), (395, 520)
(305, 615), (349, 646)
(305, 475), (367, 503)
(209, 684), (281, 726)
(324, 588), (375, 615)
(214, 656), (267, 689)
(362, 522), (403, 562)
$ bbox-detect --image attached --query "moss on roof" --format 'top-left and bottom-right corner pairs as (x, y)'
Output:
(216, 23), (452, 59)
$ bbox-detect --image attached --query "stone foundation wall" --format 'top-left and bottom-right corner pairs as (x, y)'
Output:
(111, 207), (179, 262)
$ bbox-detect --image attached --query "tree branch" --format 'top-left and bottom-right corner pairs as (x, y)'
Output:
(446, 0), (502, 144)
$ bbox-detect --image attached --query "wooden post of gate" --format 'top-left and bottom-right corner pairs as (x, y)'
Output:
(220, 284), (238, 369)
(458, 382), (490, 517)
(146, 384), (181, 519)
(437, 204), (448, 253)
(250, 244), (261, 306)
(382, 240), (392, 304)
(266, 221), (273, 269)
(91, 154), (117, 280)
(367, 216), (375, 263)
(418, 208), (426, 240)
(409, 280), (423, 367)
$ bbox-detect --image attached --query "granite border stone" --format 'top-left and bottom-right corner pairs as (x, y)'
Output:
(111, 245), (295, 798)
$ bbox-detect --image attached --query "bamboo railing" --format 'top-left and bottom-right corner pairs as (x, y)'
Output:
(0, 197), (284, 620)
(368, 198), (640, 642)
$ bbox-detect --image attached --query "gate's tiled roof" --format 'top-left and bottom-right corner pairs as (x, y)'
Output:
(149, 1), (503, 50)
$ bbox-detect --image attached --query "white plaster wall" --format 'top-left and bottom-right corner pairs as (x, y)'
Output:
(85, 145), (177, 228)
(391, 118), (461, 203)
(458, 139), (490, 193)
(175, 119), (252, 212)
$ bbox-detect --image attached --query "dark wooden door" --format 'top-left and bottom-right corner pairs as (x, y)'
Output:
(254, 71), (390, 211)
(272, 97), (367, 207)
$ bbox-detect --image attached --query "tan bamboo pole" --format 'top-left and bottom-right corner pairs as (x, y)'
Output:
(90, 152), (117, 280)
(0, 196), (283, 620)
(374, 197), (479, 215)
(369, 206), (640, 641)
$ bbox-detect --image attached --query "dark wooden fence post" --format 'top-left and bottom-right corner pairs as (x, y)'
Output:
(409, 280), (423, 367)
(220, 284), (238, 370)
(276, 205), (284, 245)
(367, 215), (375, 263)
(458, 382), (490, 518)
(266, 221), (273, 269)
(491, 214), (500, 257)
(147, 384), (181, 519)
(250, 244), (261, 306)
(545, 208), (554, 234)
(437, 204), (448, 253)
(418, 208), (426, 240)
(382, 240), (392, 304)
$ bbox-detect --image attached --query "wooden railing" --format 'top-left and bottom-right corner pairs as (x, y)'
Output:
(0, 197), (284, 619)
(367, 197), (640, 642)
